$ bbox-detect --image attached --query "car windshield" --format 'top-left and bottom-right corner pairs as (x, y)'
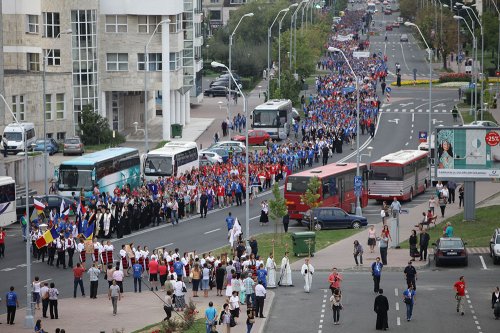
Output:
(286, 176), (310, 193)
(496, 235), (500, 244)
(59, 167), (93, 191)
(144, 156), (173, 176)
(439, 240), (464, 249)
(370, 165), (403, 181)
(5, 132), (22, 141)
(66, 139), (80, 144)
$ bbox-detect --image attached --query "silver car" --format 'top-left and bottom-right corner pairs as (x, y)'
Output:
(63, 137), (85, 156)
(400, 34), (408, 42)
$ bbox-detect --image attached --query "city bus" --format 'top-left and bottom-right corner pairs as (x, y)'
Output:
(418, 133), (436, 185)
(284, 163), (369, 222)
(368, 150), (429, 201)
(0, 176), (16, 227)
(251, 99), (300, 140)
(143, 141), (199, 181)
(56, 147), (141, 197)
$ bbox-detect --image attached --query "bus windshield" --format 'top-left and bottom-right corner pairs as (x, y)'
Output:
(58, 166), (93, 191)
(144, 156), (173, 176)
(370, 166), (403, 181)
(253, 109), (283, 128)
(286, 176), (311, 193)
(5, 132), (22, 141)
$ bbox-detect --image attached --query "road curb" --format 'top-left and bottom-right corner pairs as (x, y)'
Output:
(258, 290), (276, 333)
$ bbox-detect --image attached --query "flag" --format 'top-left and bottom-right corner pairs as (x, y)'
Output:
(30, 208), (39, 223)
(20, 214), (27, 226)
(34, 198), (46, 212)
(60, 201), (69, 220)
(83, 222), (94, 240)
(77, 200), (87, 217)
(35, 227), (58, 249)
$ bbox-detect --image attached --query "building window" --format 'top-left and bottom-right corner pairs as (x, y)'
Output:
(56, 93), (65, 119)
(57, 132), (66, 141)
(12, 95), (25, 121)
(105, 15), (127, 33)
(106, 53), (128, 71)
(27, 53), (40, 71)
(169, 14), (182, 33)
(137, 53), (162, 71)
(209, 10), (221, 21)
(138, 15), (162, 34)
(210, 0), (220, 3)
(170, 52), (181, 71)
(26, 15), (39, 34)
(43, 12), (60, 37)
(44, 49), (61, 66)
(45, 94), (53, 120)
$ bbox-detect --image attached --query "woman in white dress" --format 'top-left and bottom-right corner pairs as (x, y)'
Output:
(278, 252), (293, 286)
(266, 253), (277, 288)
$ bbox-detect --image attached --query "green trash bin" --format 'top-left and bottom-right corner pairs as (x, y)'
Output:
(291, 231), (316, 257)
(171, 124), (183, 138)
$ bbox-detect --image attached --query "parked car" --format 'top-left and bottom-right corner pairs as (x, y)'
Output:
(303, 207), (368, 230)
(205, 148), (230, 163)
(199, 155), (215, 167)
(33, 138), (59, 155)
(218, 73), (242, 81)
(63, 137), (85, 156)
(385, 25), (393, 31)
(199, 150), (224, 164)
(392, 22), (400, 28)
(467, 120), (499, 127)
(433, 237), (468, 266)
(203, 86), (240, 97)
(210, 141), (246, 151)
(16, 194), (75, 220)
(232, 130), (271, 146)
(400, 34), (409, 42)
(490, 228), (500, 264)
(210, 78), (242, 88)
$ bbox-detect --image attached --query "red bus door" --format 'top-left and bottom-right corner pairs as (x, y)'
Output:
(338, 177), (345, 210)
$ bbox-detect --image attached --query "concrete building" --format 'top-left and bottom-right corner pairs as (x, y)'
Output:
(0, 0), (203, 141)
(203, 0), (250, 35)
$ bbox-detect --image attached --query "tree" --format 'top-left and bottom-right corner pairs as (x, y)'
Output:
(300, 177), (322, 231)
(79, 105), (124, 146)
(269, 182), (289, 244)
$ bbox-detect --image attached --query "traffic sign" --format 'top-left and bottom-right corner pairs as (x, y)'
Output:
(354, 176), (362, 197)
(418, 131), (427, 142)
(496, 71), (500, 77)
(385, 87), (392, 93)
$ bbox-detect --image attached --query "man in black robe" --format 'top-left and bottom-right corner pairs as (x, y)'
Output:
(374, 289), (389, 330)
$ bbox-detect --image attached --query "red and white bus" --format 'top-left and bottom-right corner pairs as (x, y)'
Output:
(284, 163), (369, 222)
(368, 150), (429, 201)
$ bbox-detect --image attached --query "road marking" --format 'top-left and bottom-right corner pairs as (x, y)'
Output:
(249, 216), (260, 221)
(397, 317), (401, 326)
(412, 113), (414, 122)
(156, 242), (174, 250)
(394, 288), (398, 296)
(17, 264), (28, 268)
(395, 302), (399, 311)
(405, 142), (409, 146)
(204, 228), (220, 235)
(479, 255), (488, 270)
(1, 268), (15, 271)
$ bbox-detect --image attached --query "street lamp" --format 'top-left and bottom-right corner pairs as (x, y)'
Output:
(211, 61), (249, 240)
(490, 0), (500, 97)
(405, 21), (433, 185)
(42, 28), (72, 195)
(267, 8), (290, 100)
(144, 19), (170, 153)
(327, 46), (362, 216)
(454, 15), (478, 118)
(0, 93), (32, 328)
(469, 3), (485, 120)
(229, 12), (254, 138)
(290, 0), (308, 70)
(278, 6), (294, 91)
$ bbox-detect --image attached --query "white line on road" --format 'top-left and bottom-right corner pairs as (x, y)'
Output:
(412, 113), (414, 122)
(1, 268), (15, 271)
(156, 242), (174, 250)
(204, 228), (220, 235)
(396, 302), (399, 311)
(249, 216), (260, 221)
(395, 288), (398, 297)
(397, 317), (401, 326)
(479, 255), (488, 270)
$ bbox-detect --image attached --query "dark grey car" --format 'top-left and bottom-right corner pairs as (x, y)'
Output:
(63, 137), (84, 156)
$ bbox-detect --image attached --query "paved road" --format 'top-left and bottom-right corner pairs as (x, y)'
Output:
(267, 255), (500, 333)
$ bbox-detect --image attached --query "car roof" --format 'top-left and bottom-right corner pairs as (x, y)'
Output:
(438, 237), (464, 241)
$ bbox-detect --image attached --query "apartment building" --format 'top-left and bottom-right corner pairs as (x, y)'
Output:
(0, 0), (203, 141)
(203, 0), (250, 35)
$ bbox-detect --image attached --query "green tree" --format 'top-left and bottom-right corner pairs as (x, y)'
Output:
(78, 105), (124, 146)
(300, 176), (322, 231)
(269, 182), (289, 243)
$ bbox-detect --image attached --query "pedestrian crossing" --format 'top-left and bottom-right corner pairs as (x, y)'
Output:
(381, 108), (450, 113)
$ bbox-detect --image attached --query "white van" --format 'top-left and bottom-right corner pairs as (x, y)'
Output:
(2, 122), (36, 154)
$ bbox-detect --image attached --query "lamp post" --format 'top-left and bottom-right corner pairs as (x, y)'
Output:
(268, 8), (290, 101)
(278, 8), (293, 91)
(290, 1), (307, 70)
(229, 13), (253, 138)
(405, 21), (433, 185)
(327, 46), (362, 216)
(0, 93), (32, 328)
(454, 15), (477, 118)
(211, 61), (249, 240)
(144, 19), (170, 153)
(42, 29), (72, 195)
(490, 0), (500, 96)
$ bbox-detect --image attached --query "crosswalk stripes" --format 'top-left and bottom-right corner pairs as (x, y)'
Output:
(381, 109), (449, 113)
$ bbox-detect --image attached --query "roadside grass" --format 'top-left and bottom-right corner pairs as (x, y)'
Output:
(400, 205), (500, 249)
(210, 226), (361, 262)
(460, 110), (497, 124)
(132, 317), (205, 333)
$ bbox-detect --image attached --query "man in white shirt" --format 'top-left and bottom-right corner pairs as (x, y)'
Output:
(301, 258), (315, 293)
(88, 262), (101, 299)
(254, 280), (267, 318)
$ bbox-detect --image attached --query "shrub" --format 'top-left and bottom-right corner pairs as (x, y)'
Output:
(439, 73), (471, 83)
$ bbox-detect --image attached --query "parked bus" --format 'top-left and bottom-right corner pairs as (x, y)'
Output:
(418, 133), (436, 185)
(284, 163), (369, 222)
(0, 176), (16, 227)
(143, 141), (199, 181)
(251, 99), (299, 140)
(56, 147), (141, 198)
(368, 150), (429, 201)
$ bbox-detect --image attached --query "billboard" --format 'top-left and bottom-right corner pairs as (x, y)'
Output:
(435, 126), (500, 180)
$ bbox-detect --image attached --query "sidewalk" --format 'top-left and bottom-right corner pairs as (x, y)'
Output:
(0, 289), (275, 333)
(291, 182), (500, 272)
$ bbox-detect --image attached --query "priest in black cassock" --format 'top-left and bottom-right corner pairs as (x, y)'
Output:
(374, 289), (389, 330)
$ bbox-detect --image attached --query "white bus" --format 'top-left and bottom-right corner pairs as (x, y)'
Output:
(2, 122), (36, 154)
(143, 141), (199, 180)
(418, 134), (436, 184)
(0, 176), (17, 227)
(368, 150), (429, 201)
(251, 99), (299, 140)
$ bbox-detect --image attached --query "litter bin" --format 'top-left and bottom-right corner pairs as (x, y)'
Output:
(291, 231), (316, 257)
(171, 124), (183, 138)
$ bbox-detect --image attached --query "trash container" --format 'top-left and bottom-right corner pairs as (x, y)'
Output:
(171, 124), (183, 138)
(291, 231), (316, 257)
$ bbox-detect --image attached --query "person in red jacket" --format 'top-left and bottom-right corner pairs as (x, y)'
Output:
(0, 227), (6, 258)
(454, 276), (466, 316)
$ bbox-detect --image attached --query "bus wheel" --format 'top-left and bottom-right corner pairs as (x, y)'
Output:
(314, 223), (323, 231)
(409, 188), (414, 201)
(351, 221), (361, 229)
